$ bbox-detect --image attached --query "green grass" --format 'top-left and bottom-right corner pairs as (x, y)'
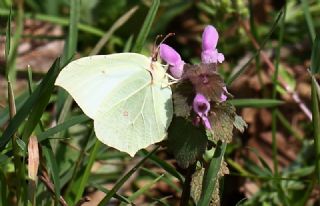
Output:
(1, 1), (320, 205)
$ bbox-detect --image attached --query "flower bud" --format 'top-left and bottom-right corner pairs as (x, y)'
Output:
(201, 25), (225, 64)
(202, 25), (218, 51)
(160, 44), (185, 78)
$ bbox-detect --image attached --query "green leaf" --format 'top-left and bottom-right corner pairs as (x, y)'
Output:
(197, 141), (227, 206)
(37, 114), (90, 142)
(141, 150), (184, 183)
(172, 81), (194, 118)
(15, 138), (26, 152)
(0, 168), (8, 205)
(311, 35), (320, 74)
(300, 0), (316, 41)
(226, 8), (284, 85)
(21, 58), (63, 142)
(0, 8), (105, 37)
(312, 76), (320, 182)
(167, 117), (207, 169)
(191, 167), (221, 206)
(209, 103), (236, 142)
(228, 99), (284, 108)
(0, 91), (28, 127)
(75, 137), (101, 203)
(98, 146), (159, 205)
(276, 65), (296, 94)
(233, 115), (247, 133)
(42, 141), (61, 204)
(120, 174), (164, 206)
(132, 0), (159, 52)
(5, 6), (11, 77)
(61, 0), (80, 65)
(90, 183), (132, 204)
(0, 58), (63, 150)
(247, 147), (273, 176)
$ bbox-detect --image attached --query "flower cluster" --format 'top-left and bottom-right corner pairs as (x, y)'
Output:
(160, 25), (226, 130)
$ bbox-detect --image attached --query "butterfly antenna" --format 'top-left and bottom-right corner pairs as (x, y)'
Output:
(152, 34), (164, 62)
(152, 33), (175, 62)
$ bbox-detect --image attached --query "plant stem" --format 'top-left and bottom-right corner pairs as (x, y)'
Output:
(179, 163), (196, 206)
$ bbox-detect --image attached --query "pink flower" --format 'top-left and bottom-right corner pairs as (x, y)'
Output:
(193, 93), (211, 129)
(201, 25), (224, 64)
(220, 86), (228, 102)
(160, 44), (185, 78)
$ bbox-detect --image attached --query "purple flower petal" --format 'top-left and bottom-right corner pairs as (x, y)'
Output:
(201, 49), (225, 64)
(217, 53), (225, 63)
(160, 44), (181, 65)
(202, 25), (219, 51)
(201, 116), (211, 129)
(201, 49), (217, 64)
(220, 93), (227, 102)
(201, 25), (225, 64)
(220, 86), (228, 102)
(169, 60), (185, 79)
(193, 93), (210, 117)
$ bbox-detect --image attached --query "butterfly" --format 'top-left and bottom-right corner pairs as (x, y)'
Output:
(55, 53), (173, 156)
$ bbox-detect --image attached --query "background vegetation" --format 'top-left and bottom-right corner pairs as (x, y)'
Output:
(0, 0), (320, 205)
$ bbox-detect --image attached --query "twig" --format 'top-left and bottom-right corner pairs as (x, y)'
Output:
(239, 19), (312, 121)
(38, 170), (68, 206)
(179, 163), (196, 206)
(75, 196), (91, 206)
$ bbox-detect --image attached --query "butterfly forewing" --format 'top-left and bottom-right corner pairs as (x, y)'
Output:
(55, 53), (173, 156)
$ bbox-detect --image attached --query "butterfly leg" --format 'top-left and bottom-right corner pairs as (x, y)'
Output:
(165, 73), (180, 82)
(161, 79), (179, 88)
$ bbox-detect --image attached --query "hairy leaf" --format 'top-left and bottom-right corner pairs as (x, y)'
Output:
(172, 81), (194, 117)
(209, 103), (236, 142)
(233, 115), (247, 133)
(167, 117), (207, 168)
(183, 63), (225, 102)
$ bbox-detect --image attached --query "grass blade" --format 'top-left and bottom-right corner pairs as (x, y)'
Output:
(310, 35), (320, 74)
(228, 99), (284, 108)
(300, 0), (316, 41)
(226, 8), (284, 85)
(0, 168), (8, 206)
(0, 91), (28, 126)
(37, 114), (90, 142)
(271, 5), (286, 204)
(90, 6), (138, 55)
(0, 58), (63, 150)
(74, 137), (101, 203)
(119, 174), (164, 206)
(141, 149), (184, 183)
(197, 141), (226, 206)
(4, 7), (11, 78)
(98, 146), (160, 206)
(311, 76), (320, 182)
(61, 0), (80, 65)
(0, 8), (105, 37)
(20, 58), (63, 142)
(90, 183), (133, 204)
(132, 0), (160, 52)
(41, 141), (62, 204)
